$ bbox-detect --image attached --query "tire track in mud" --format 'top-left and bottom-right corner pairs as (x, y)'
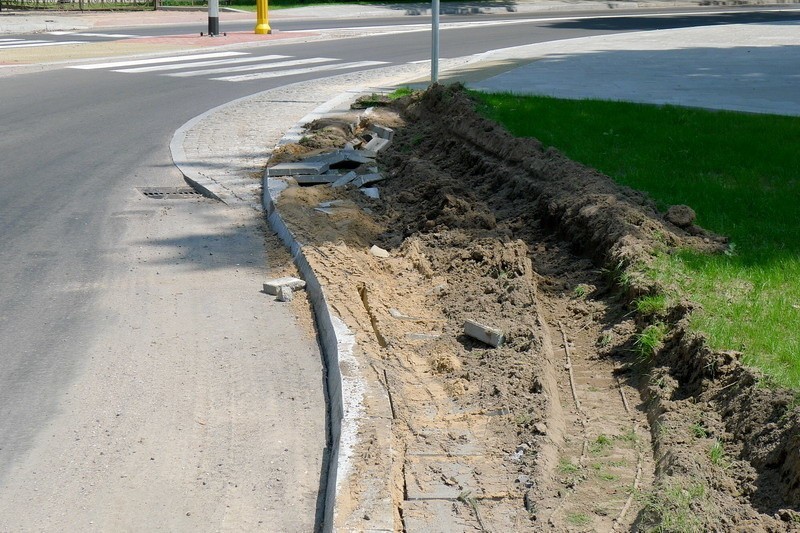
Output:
(534, 291), (654, 531)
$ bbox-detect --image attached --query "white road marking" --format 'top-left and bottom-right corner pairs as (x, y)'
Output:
(0, 41), (88, 49)
(214, 60), (388, 82)
(48, 31), (142, 38)
(167, 57), (337, 78)
(115, 54), (290, 73)
(70, 51), (247, 70)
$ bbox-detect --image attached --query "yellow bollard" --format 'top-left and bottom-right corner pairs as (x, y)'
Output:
(255, 0), (271, 34)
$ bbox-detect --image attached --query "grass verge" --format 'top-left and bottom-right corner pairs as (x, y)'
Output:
(472, 92), (800, 388)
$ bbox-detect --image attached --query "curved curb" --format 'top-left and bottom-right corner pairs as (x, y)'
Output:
(171, 97), (245, 205)
(263, 90), (395, 532)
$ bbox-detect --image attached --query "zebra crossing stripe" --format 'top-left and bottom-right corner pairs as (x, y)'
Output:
(0, 41), (88, 49)
(213, 60), (388, 82)
(70, 51), (247, 70)
(115, 54), (290, 73)
(48, 32), (141, 38)
(167, 57), (337, 78)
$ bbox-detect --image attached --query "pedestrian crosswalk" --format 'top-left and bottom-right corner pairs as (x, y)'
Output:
(68, 51), (388, 83)
(0, 37), (88, 50)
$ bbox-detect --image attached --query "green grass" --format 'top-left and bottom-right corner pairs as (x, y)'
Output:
(472, 92), (800, 388)
(640, 482), (712, 532)
(635, 323), (667, 361)
(566, 512), (592, 526)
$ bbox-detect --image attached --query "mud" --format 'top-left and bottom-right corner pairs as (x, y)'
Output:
(271, 84), (800, 531)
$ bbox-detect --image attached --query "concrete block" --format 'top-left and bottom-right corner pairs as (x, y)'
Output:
(360, 187), (380, 199)
(294, 174), (338, 185)
(365, 137), (390, 153)
(369, 124), (394, 141)
(369, 245), (390, 258)
(277, 285), (293, 302)
(332, 171), (358, 188)
(268, 161), (329, 176)
(314, 207), (336, 215)
(353, 173), (386, 187)
(263, 276), (306, 295)
(463, 319), (504, 347)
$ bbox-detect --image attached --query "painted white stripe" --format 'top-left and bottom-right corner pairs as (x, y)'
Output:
(168, 57), (336, 78)
(71, 32), (143, 38)
(70, 51), (247, 70)
(115, 54), (290, 73)
(0, 41), (87, 49)
(0, 38), (25, 42)
(214, 60), (387, 82)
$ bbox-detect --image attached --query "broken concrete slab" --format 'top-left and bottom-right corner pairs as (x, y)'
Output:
(263, 276), (306, 296)
(294, 174), (339, 185)
(369, 124), (394, 141)
(268, 161), (329, 176)
(402, 500), (482, 533)
(403, 456), (511, 500)
(331, 171), (358, 188)
(464, 319), (504, 347)
(369, 245), (390, 258)
(360, 187), (380, 199)
(277, 285), (294, 302)
(352, 173), (386, 187)
(365, 136), (390, 153)
(318, 200), (347, 208)
(405, 332), (442, 341)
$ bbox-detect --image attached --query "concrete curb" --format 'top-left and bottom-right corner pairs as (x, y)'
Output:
(170, 94), (256, 205)
(263, 90), (396, 532)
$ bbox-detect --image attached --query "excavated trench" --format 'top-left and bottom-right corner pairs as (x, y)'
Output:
(272, 84), (800, 531)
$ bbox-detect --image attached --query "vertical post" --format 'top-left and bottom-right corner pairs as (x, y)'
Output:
(254, 0), (271, 34)
(431, 0), (439, 83)
(208, 0), (220, 36)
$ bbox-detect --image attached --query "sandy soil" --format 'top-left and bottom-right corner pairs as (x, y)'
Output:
(271, 84), (800, 531)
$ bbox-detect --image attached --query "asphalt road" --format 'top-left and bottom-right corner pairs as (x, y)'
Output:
(1, 6), (799, 529)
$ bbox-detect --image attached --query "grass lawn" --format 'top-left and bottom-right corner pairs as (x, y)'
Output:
(471, 92), (800, 388)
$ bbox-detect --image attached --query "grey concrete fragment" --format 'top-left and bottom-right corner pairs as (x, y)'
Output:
(360, 187), (380, 199)
(307, 149), (373, 166)
(369, 124), (394, 140)
(464, 319), (504, 347)
(318, 200), (347, 208)
(294, 174), (338, 185)
(263, 276), (306, 296)
(365, 136), (390, 153)
(278, 285), (294, 302)
(405, 333), (441, 341)
(268, 161), (329, 176)
(369, 245), (390, 258)
(314, 208), (336, 215)
(352, 173), (386, 187)
(331, 171), (358, 188)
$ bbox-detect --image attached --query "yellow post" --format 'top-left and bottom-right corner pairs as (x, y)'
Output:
(255, 0), (271, 34)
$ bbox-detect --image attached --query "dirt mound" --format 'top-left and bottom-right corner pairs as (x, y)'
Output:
(271, 84), (800, 531)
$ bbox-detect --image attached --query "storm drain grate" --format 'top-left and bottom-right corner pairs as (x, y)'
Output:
(137, 187), (204, 200)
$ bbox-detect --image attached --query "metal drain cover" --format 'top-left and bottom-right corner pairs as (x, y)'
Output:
(137, 187), (204, 200)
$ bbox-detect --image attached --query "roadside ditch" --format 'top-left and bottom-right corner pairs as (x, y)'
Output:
(266, 84), (800, 532)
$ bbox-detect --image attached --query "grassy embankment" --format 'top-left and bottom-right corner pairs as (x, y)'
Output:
(472, 93), (800, 389)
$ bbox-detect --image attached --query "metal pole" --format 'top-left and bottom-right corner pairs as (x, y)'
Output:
(208, 0), (220, 36)
(254, 0), (271, 34)
(431, 0), (439, 83)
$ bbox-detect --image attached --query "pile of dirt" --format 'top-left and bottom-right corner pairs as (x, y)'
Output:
(271, 84), (800, 531)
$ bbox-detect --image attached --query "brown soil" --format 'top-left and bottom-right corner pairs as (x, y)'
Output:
(271, 85), (800, 531)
